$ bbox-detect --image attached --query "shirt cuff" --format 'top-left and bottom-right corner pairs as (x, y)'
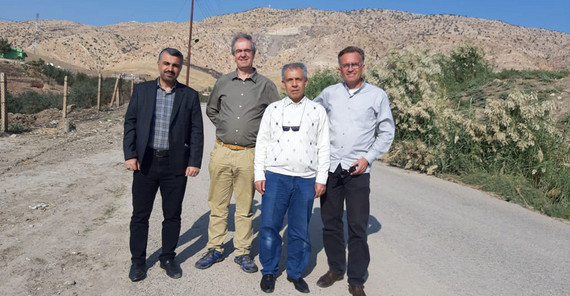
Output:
(254, 170), (266, 182)
(316, 173), (328, 185)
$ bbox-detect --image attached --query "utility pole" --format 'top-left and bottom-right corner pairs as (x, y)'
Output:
(185, 0), (195, 86)
(1, 73), (7, 133)
(33, 13), (38, 54)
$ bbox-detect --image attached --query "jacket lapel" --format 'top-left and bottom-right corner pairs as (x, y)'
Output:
(143, 81), (157, 124)
(170, 82), (183, 125)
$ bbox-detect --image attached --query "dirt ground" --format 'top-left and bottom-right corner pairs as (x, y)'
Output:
(0, 105), (366, 296)
(0, 106), (130, 295)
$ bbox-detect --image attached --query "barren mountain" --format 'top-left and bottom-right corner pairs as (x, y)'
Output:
(1, 8), (569, 90)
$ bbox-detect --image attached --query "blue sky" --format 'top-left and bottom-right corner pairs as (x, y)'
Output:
(1, 0), (569, 34)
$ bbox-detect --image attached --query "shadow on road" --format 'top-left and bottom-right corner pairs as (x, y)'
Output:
(279, 208), (382, 278)
(146, 200), (262, 267)
(146, 201), (382, 277)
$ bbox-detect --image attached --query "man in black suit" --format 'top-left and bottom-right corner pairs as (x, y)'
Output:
(123, 48), (204, 282)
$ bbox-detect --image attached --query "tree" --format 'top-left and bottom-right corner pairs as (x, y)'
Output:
(0, 38), (12, 54)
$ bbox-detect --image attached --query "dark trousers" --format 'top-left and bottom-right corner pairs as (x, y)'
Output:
(320, 165), (370, 285)
(129, 150), (187, 265)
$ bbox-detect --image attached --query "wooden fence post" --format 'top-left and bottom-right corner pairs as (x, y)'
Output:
(131, 79), (134, 97)
(116, 78), (121, 107)
(97, 73), (102, 111)
(1, 73), (7, 133)
(109, 76), (120, 107)
(62, 76), (68, 119)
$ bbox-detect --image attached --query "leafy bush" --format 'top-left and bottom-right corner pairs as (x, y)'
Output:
(6, 91), (62, 114)
(41, 64), (74, 86)
(7, 123), (30, 134)
(305, 69), (342, 99)
(366, 44), (569, 218)
(69, 77), (98, 108)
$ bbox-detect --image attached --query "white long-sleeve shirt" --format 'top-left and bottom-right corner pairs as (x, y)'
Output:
(254, 96), (330, 184)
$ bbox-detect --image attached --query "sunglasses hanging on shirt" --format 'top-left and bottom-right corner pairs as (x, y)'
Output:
(281, 99), (306, 132)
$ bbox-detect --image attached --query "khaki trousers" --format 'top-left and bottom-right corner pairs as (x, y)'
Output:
(206, 142), (255, 256)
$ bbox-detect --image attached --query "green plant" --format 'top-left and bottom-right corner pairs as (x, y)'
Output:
(28, 58), (45, 67)
(363, 45), (569, 219)
(368, 47), (447, 172)
(7, 123), (30, 134)
(305, 69), (342, 99)
(7, 91), (62, 114)
(0, 38), (11, 54)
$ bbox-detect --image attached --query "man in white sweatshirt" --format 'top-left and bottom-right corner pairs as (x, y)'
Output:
(254, 62), (330, 294)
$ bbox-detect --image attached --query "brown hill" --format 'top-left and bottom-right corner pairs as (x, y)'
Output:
(1, 8), (569, 90)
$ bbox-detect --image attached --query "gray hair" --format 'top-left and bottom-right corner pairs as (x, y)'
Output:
(337, 46), (365, 65)
(158, 48), (184, 63)
(281, 62), (308, 80)
(230, 33), (256, 55)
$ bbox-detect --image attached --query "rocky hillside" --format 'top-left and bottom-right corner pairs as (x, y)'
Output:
(1, 8), (569, 88)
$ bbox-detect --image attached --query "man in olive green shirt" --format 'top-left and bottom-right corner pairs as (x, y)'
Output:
(195, 33), (280, 273)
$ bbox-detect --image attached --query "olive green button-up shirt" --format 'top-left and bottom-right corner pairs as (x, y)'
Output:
(206, 69), (280, 147)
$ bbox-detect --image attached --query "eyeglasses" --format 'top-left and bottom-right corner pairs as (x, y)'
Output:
(282, 126), (300, 132)
(234, 49), (253, 55)
(341, 63), (362, 70)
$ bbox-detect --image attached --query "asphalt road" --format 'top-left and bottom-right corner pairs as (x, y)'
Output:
(369, 163), (570, 296)
(196, 106), (570, 295)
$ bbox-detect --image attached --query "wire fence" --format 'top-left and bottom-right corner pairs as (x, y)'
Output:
(0, 72), (134, 133)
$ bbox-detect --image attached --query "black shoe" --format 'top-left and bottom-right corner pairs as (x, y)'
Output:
(287, 276), (310, 293)
(160, 259), (182, 279)
(128, 263), (146, 282)
(260, 274), (276, 293)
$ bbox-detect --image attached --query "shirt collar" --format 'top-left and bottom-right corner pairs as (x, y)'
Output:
(231, 68), (258, 83)
(156, 78), (178, 92)
(284, 96), (307, 107)
(343, 80), (366, 96)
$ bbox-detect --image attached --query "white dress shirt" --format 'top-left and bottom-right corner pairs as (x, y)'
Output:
(254, 96), (330, 184)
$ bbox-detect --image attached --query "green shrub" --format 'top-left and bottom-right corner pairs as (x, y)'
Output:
(364, 45), (569, 219)
(7, 123), (30, 134)
(41, 64), (74, 86)
(6, 91), (62, 114)
(69, 77), (98, 108)
(305, 69), (342, 99)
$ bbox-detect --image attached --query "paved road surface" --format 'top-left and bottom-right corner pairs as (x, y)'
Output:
(1, 105), (568, 296)
(187, 106), (570, 295)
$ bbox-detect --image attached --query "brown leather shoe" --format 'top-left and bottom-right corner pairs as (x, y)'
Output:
(316, 270), (343, 288)
(348, 284), (366, 296)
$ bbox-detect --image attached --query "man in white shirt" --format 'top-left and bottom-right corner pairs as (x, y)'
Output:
(254, 63), (330, 294)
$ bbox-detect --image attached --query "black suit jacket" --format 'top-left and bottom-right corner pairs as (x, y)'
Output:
(123, 79), (204, 175)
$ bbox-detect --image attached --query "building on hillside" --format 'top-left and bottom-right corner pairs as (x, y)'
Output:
(0, 48), (27, 60)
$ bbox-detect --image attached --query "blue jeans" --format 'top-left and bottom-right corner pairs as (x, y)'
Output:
(259, 171), (315, 279)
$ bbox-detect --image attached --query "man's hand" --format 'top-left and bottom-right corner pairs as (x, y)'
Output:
(125, 158), (140, 171)
(350, 158), (369, 175)
(255, 180), (266, 195)
(314, 183), (326, 199)
(186, 166), (200, 177)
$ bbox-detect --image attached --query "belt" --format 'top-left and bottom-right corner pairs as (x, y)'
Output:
(216, 140), (252, 151)
(150, 149), (169, 157)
